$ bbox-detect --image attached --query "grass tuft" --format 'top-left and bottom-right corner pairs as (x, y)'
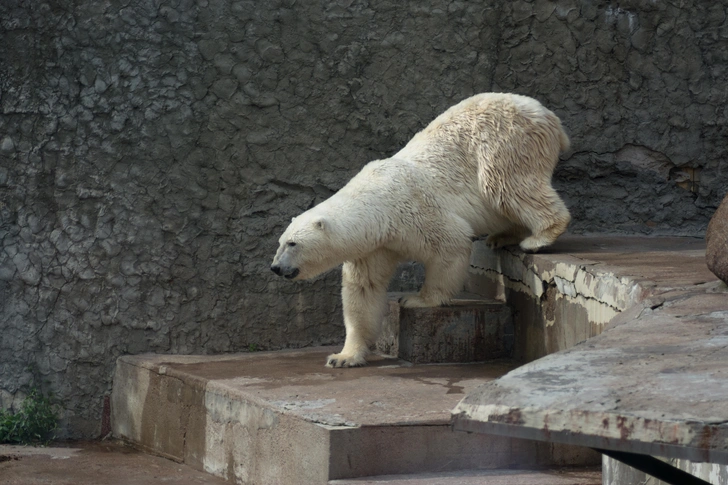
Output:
(0, 389), (59, 445)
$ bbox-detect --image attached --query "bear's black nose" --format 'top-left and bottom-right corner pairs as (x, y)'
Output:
(271, 264), (281, 275)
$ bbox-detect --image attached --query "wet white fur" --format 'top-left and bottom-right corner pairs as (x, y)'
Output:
(272, 93), (571, 367)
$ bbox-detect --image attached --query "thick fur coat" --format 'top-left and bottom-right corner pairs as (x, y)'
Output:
(271, 93), (571, 367)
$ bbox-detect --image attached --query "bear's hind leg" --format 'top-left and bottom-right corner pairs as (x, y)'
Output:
(327, 249), (400, 368)
(485, 226), (529, 249)
(400, 223), (472, 308)
(400, 252), (469, 308)
(515, 186), (571, 253)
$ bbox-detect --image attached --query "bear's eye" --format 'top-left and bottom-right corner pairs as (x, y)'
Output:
(287, 241), (297, 247)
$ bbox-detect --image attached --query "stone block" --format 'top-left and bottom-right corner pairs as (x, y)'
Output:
(379, 294), (513, 364)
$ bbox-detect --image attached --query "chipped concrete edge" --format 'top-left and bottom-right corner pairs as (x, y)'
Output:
(469, 241), (648, 325)
(453, 402), (699, 447)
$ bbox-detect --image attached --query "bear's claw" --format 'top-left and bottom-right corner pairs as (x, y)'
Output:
(326, 353), (367, 368)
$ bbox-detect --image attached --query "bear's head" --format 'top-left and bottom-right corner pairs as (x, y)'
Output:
(271, 212), (340, 281)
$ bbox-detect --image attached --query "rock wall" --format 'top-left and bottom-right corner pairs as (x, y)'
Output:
(1, 0), (726, 438)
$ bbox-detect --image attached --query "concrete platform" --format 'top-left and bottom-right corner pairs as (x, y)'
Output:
(330, 467), (601, 484)
(0, 441), (227, 485)
(455, 236), (728, 480)
(112, 348), (597, 484)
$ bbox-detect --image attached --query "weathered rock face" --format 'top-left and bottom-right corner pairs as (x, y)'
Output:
(706, 195), (728, 284)
(1, 0), (727, 438)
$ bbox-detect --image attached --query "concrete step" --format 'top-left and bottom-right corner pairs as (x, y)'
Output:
(330, 467), (601, 484)
(111, 347), (598, 485)
(377, 293), (514, 363)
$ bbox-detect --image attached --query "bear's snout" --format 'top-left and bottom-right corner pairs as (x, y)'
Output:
(271, 264), (299, 279)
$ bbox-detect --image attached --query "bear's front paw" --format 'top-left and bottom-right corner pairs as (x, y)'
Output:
(326, 352), (367, 368)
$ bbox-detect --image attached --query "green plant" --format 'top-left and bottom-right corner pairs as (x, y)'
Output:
(0, 389), (59, 445)
(248, 343), (260, 352)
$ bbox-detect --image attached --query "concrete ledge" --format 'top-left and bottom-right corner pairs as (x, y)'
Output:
(112, 348), (597, 485)
(466, 235), (712, 361)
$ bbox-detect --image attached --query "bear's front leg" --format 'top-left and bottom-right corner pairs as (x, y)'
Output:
(326, 250), (399, 368)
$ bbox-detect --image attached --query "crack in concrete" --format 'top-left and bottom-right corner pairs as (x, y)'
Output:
(471, 262), (626, 315)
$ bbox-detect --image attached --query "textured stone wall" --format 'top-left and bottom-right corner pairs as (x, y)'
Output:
(1, 0), (726, 438)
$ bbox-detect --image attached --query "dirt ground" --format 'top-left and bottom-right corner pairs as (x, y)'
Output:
(0, 440), (227, 485)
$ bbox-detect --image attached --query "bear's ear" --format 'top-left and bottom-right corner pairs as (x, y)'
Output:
(291, 216), (297, 222)
(313, 217), (326, 231)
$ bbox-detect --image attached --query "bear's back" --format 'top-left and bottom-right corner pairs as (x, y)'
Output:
(394, 92), (568, 178)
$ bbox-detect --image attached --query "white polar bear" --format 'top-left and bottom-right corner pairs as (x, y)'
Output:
(271, 93), (571, 368)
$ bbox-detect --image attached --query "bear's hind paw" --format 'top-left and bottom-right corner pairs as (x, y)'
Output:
(485, 233), (521, 249)
(326, 352), (367, 368)
(519, 235), (551, 253)
(400, 294), (449, 308)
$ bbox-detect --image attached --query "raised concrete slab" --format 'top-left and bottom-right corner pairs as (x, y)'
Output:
(466, 235), (713, 361)
(330, 467), (601, 484)
(0, 441), (227, 485)
(112, 347), (598, 485)
(454, 236), (728, 468)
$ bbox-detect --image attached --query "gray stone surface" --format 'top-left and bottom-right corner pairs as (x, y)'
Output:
(2, 1), (728, 438)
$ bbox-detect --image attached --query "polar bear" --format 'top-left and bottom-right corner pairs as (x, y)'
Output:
(271, 93), (571, 368)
